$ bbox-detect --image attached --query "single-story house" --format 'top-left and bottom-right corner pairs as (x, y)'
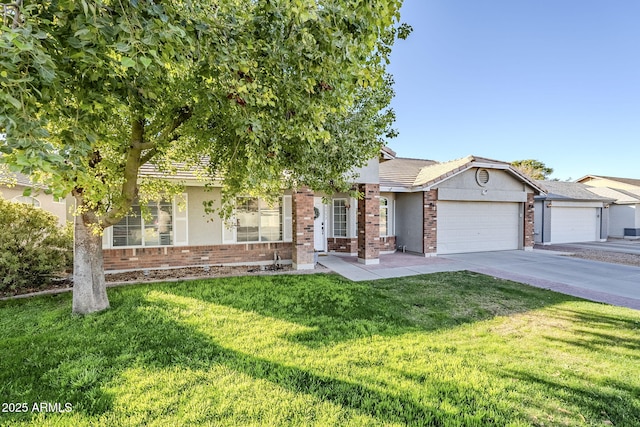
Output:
(576, 175), (640, 239)
(379, 155), (543, 255)
(101, 152), (388, 271)
(2, 150), (548, 272)
(533, 180), (613, 245)
(0, 170), (73, 227)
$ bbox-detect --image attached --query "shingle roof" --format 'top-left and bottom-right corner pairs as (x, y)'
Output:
(578, 175), (640, 188)
(380, 154), (543, 194)
(536, 180), (614, 201)
(138, 161), (211, 182)
(379, 157), (438, 188)
(0, 170), (43, 188)
(584, 186), (640, 204)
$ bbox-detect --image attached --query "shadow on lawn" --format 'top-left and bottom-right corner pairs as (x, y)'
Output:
(4, 293), (454, 426)
(0, 272), (584, 425)
(161, 271), (578, 347)
(501, 369), (640, 426)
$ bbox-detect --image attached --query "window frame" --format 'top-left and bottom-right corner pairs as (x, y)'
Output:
(234, 197), (284, 243)
(332, 198), (348, 238)
(111, 199), (175, 248)
(380, 197), (389, 237)
(12, 195), (40, 207)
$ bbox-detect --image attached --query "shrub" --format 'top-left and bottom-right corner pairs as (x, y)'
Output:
(0, 197), (73, 293)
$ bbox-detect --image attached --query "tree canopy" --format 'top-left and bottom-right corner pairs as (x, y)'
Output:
(0, 0), (407, 313)
(511, 159), (554, 180)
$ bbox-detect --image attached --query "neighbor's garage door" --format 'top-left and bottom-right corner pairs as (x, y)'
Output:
(550, 207), (598, 244)
(437, 201), (520, 254)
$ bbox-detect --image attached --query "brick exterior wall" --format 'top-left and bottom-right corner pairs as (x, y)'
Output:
(328, 237), (357, 254)
(357, 183), (380, 263)
(379, 235), (396, 253)
(423, 190), (438, 255)
(292, 187), (315, 269)
(524, 193), (535, 249)
(103, 242), (292, 271)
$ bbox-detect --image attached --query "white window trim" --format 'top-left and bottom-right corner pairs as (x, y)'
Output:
(12, 195), (40, 207)
(332, 198), (348, 238)
(224, 196), (286, 244)
(380, 196), (389, 237)
(110, 198), (179, 249)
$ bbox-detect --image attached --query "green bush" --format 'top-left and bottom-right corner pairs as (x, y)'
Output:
(0, 197), (73, 293)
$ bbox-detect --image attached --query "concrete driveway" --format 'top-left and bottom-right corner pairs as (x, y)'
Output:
(319, 250), (640, 310)
(443, 250), (640, 310)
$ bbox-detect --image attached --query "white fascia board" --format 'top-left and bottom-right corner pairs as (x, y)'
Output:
(380, 186), (412, 193)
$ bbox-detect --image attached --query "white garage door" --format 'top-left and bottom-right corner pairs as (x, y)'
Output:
(437, 201), (520, 254)
(550, 207), (598, 244)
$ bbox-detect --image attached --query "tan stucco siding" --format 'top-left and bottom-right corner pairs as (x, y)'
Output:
(0, 185), (70, 227)
(435, 168), (532, 202)
(187, 186), (224, 246)
(351, 157), (380, 184)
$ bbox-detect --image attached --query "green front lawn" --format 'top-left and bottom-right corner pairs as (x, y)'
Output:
(1, 272), (639, 426)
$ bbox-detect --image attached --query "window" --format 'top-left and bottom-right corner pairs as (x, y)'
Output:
(333, 199), (347, 237)
(236, 197), (282, 242)
(12, 195), (40, 207)
(380, 197), (389, 237)
(113, 200), (173, 247)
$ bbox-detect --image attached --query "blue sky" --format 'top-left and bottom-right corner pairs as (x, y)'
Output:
(387, 0), (640, 180)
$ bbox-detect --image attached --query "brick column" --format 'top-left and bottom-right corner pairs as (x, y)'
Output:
(523, 193), (535, 250)
(292, 187), (315, 269)
(423, 190), (438, 256)
(357, 183), (380, 265)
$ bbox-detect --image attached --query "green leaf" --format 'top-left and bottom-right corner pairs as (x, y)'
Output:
(5, 95), (21, 109)
(22, 187), (32, 197)
(120, 57), (136, 68)
(139, 56), (152, 69)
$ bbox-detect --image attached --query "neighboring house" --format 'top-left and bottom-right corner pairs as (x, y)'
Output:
(379, 156), (543, 255)
(0, 170), (72, 227)
(576, 175), (640, 239)
(534, 180), (613, 245)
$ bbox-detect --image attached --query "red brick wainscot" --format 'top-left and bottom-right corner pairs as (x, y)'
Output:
(327, 237), (357, 254)
(378, 235), (396, 253)
(103, 242), (293, 272)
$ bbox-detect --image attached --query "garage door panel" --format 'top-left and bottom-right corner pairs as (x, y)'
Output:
(438, 202), (519, 254)
(550, 207), (598, 244)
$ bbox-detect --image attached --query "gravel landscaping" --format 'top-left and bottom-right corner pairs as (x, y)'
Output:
(534, 244), (640, 267)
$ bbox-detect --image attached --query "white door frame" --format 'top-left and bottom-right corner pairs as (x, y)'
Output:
(313, 197), (326, 252)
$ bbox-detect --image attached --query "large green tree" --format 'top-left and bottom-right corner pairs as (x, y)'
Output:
(1, 0), (406, 314)
(511, 159), (554, 180)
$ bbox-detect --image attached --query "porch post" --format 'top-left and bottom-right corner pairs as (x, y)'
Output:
(423, 190), (438, 256)
(357, 183), (380, 265)
(292, 187), (315, 269)
(524, 193), (535, 250)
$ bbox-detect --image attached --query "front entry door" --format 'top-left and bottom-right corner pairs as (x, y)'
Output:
(314, 197), (326, 252)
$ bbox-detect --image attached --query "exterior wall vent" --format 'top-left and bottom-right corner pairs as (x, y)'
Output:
(476, 168), (490, 186)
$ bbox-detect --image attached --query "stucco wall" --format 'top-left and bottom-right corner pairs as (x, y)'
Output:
(395, 192), (423, 253)
(609, 204), (637, 237)
(436, 168), (531, 202)
(351, 157), (379, 184)
(187, 186), (224, 245)
(534, 200), (544, 243)
(0, 185), (70, 227)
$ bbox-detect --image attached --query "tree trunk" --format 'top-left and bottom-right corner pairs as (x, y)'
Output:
(72, 213), (109, 314)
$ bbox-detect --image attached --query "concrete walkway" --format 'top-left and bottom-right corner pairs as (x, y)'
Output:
(318, 251), (640, 310)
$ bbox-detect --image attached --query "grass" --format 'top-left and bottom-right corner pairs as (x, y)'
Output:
(0, 271), (639, 426)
